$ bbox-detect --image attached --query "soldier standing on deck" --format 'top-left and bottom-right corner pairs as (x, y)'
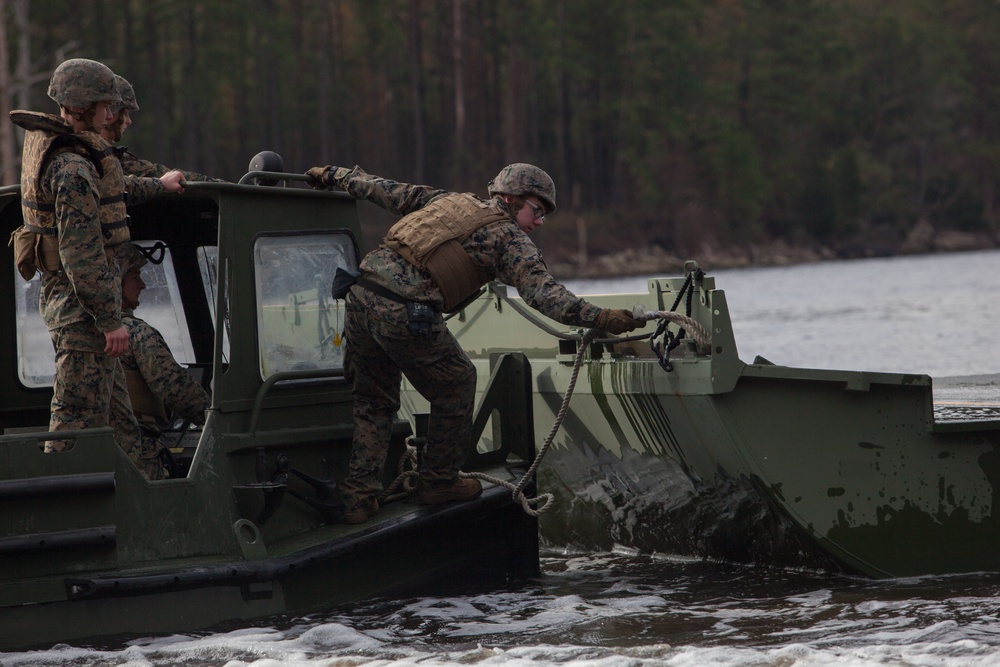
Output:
(305, 162), (641, 523)
(9, 58), (184, 479)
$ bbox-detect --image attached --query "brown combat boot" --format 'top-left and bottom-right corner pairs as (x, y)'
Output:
(418, 477), (483, 505)
(343, 497), (379, 525)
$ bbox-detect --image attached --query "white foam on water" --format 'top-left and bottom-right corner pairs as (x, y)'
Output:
(4, 629), (1000, 667)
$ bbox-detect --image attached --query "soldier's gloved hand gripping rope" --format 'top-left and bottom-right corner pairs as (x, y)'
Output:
(594, 308), (641, 335)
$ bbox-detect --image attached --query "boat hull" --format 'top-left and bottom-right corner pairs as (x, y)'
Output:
(0, 183), (541, 650)
(2, 484), (536, 650)
(410, 275), (1000, 577)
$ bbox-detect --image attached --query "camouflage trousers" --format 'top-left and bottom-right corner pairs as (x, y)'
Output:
(341, 294), (476, 509)
(47, 340), (166, 480)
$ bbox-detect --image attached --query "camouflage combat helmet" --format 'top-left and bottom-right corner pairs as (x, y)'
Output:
(113, 75), (139, 113)
(47, 58), (119, 109)
(487, 163), (557, 215)
(118, 242), (147, 277)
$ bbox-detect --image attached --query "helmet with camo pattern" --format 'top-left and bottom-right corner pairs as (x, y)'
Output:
(113, 75), (139, 113)
(47, 58), (120, 109)
(487, 163), (557, 215)
(118, 242), (148, 277)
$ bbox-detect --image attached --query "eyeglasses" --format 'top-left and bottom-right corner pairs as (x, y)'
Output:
(524, 199), (545, 220)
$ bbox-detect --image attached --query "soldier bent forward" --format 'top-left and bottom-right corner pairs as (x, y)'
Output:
(306, 162), (640, 523)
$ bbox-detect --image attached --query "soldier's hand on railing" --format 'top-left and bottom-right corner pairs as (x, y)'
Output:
(160, 170), (186, 194)
(305, 165), (332, 189)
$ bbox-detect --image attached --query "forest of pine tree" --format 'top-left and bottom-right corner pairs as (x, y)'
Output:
(2, 0), (999, 274)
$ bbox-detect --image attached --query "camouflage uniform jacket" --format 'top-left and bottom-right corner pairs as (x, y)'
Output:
(121, 310), (210, 427)
(116, 148), (225, 182)
(328, 165), (601, 326)
(33, 145), (166, 351)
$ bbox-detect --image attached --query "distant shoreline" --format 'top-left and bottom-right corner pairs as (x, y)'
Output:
(546, 227), (1000, 280)
(359, 213), (1000, 280)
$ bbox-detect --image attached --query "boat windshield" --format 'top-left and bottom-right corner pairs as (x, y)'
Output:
(14, 242), (195, 389)
(253, 231), (356, 379)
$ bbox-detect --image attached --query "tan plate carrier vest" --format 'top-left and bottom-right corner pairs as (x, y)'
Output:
(381, 193), (508, 313)
(124, 367), (168, 426)
(9, 111), (130, 280)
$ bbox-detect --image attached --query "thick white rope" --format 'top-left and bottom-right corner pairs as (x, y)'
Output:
(635, 307), (713, 355)
(462, 328), (599, 516)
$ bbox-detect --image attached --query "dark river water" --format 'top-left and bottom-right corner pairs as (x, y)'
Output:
(4, 250), (1000, 666)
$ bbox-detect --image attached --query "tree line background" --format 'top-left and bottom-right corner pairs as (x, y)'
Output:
(2, 0), (999, 274)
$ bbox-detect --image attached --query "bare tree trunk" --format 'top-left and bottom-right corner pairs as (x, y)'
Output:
(611, 1), (636, 209)
(331, 0), (347, 158)
(13, 0), (32, 110)
(291, 1), (306, 170)
(235, 11), (250, 163)
(0, 0), (35, 185)
(409, 0), (426, 182)
(0, 0), (16, 185)
(122, 0), (134, 78)
(555, 0), (570, 201)
(143, 4), (167, 159)
(501, 0), (522, 162)
(316, 8), (331, 164)
(451, 0), (465, 185)
(182, 4), (199, 168)
(316, 2), (344, 163)
(264, 0), (282, 153)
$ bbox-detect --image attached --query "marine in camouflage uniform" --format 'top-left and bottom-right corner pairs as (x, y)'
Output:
(102, 76), (226, 184)
(11, 59), (183, 479)
(306, 163), (640, 522)
(117, 243), (210, 471)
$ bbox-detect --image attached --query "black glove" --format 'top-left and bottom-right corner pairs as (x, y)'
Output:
(594, 308), (641, 335)
(305, 165), (332, 188)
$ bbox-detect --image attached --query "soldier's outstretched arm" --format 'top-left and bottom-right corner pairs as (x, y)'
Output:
(304, 164), (447, 216)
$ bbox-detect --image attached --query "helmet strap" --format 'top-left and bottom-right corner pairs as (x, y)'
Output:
(79, 103), (101, 133)
(501, 195), (525, 214)
(106, 112), (125, 142)
(60, 103), (101, 133)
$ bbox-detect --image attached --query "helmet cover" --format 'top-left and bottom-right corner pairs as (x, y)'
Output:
(117, 242), (148, 277)
(113, 75), (139, 113)
(487, 163), (557, 214)
(47, 58), (119, 108)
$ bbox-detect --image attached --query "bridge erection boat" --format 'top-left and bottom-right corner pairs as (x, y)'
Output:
(405, 262), (1000, 578)
(0, 163), (539, 651)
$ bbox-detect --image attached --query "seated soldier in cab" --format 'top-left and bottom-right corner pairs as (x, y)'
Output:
(118, 243), (210, 476)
